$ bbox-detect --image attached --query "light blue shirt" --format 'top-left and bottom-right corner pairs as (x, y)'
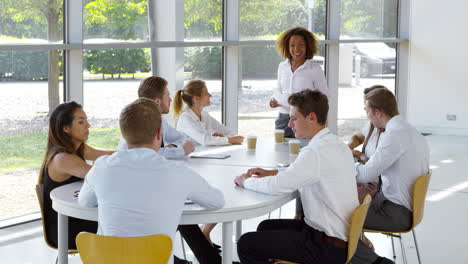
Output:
(118, 118), (190, 159)
(78, 148), (224, 245)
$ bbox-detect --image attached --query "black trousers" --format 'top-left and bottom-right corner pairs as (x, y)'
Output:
(275, 113), (295, 138)
(237, 219), (347, 264)
(178, 224), (221, 264)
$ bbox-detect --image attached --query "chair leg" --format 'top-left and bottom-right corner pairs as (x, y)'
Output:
(268, 212), (271, 219)
(412, 230), (422, 264)
(54, 255), (58, 264)
(398, 235), (408, 264)
(180, 232), (187, 260)
(391, 236), (396, 259)
(278, 206), (282, 218)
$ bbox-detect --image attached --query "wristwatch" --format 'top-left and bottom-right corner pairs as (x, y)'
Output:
(359, 154), (368, 163)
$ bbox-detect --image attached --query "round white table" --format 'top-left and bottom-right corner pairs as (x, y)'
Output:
(51, 162), (298, 264)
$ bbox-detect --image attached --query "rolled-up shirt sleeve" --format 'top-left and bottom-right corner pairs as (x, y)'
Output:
(355, 131), (404, 183)
(78, 169), (98, 207)
(158, 147), (185, 159)
(244, 148), (320, 194)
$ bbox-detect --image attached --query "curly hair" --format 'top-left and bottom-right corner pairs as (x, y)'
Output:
(276, 27), (318, 60)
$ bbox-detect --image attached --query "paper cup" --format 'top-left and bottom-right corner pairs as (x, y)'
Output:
(275, 129), (285, 143)
(289, 139), (300, 155)
(247, 135), (257, 150)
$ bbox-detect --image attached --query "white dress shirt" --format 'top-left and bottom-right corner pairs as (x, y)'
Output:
(244, 128), (359, 241)
(117, 118), (190, 159)
(176, 108), (235, 146)
(273, 59), (328, 114)
(78, 147), (224, 260)
(356, 115), (430, 211)
(361, 123), (379, 157)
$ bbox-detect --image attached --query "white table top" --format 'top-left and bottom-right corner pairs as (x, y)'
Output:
(51, 164), (297, 225)
(185, 137), (304, 167)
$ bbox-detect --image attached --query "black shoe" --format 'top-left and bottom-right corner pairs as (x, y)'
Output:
(212, 242), (222, 253)
(174, 255), (193, 264)
(373, 257), (394, 264)
(213, 242), (222, 249)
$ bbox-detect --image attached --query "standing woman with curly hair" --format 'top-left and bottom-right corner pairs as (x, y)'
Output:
(271, 27), (328, 138)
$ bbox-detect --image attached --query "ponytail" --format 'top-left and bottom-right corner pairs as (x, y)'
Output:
(173, 90), (185, 118)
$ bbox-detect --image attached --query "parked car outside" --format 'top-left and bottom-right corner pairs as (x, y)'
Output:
(353, 43), (396, 77)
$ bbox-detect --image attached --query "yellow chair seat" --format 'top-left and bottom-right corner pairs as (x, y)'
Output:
(76, 232), (172, 264)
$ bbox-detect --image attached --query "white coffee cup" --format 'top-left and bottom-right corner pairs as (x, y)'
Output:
(275, 129), (285, 143)
(289, 139), (300, 155)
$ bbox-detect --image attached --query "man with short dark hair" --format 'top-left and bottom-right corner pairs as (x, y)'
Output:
(352, 88), (430, 264)
(235, 90), (359, 264)
(117, 76), (195, 158)
(78, 98), (225, 264)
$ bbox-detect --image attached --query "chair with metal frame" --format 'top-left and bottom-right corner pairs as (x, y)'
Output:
(76, 232), (172, 264)
(273, 195), (372, 264)
(362, 171), (432, 264)
(35, 184), (78, 264)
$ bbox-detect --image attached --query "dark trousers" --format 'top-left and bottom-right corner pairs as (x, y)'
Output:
(351, 192), (413, 264)
(275, 113), (295, 138)
(178, 224), (221, 264)
(237, 219), (347, 264)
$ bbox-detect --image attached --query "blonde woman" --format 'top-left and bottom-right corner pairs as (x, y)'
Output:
(173, 80), (243, 247)
(174, 80), (244, 146)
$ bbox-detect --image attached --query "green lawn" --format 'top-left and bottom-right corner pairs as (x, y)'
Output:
(0, 128), (120, 173)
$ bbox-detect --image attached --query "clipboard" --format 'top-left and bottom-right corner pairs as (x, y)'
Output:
(190, 154), (231, 159)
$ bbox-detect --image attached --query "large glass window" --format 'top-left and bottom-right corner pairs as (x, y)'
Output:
(0, 0), (64, 44)
(340, 0), (398, 39)
(184, 0), (223, 41)
(0, 50), (63, 221)
(84, 0), (149, 42)
(240, 0), (327, 40)
(337, 42), (396, 140)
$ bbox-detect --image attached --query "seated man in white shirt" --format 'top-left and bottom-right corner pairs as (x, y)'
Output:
(78, 98), (226, 264)
(234, 90), (360, 264)
(117, 76), (195, 159)
(352, 88), (430, 264)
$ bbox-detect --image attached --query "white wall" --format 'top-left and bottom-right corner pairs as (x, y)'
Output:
(408, 0), (468, 135)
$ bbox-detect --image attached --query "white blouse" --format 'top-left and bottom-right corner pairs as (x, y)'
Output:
(176, 108), (235, 146)
(273, 59), (328, 114)
(361, 123), (379, 158)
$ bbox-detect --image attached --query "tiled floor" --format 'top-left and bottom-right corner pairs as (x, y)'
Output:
(1, 135), (467, 264)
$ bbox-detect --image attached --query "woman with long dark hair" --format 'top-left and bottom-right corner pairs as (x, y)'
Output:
(38, 101), (114, 249)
